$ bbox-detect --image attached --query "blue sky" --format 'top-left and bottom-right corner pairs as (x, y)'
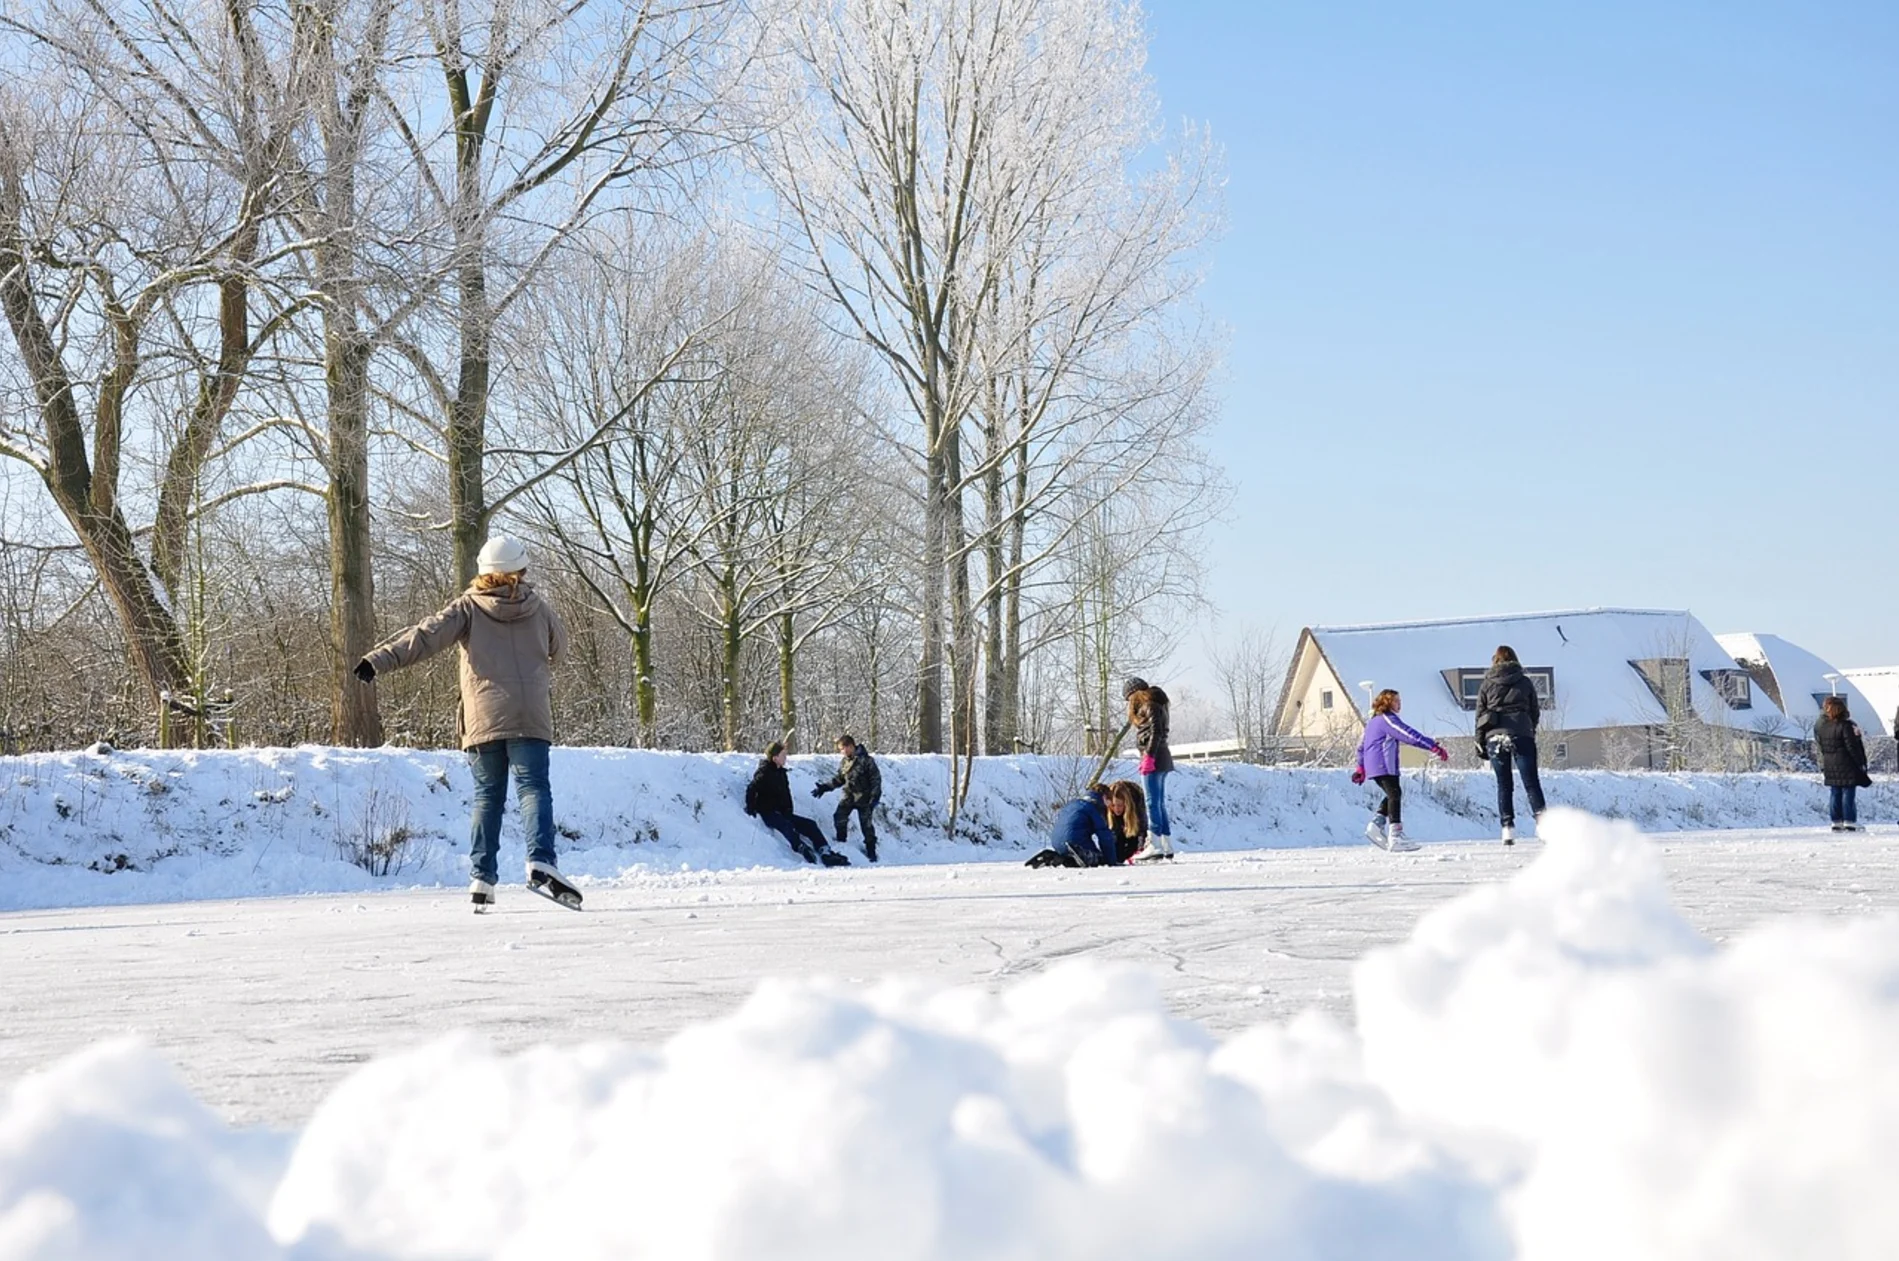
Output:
(1145, 1), (1898, 670)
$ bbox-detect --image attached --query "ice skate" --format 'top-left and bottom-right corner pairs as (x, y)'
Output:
(1385, 823), (1419, 852)
(526, 860), (583, 910)
(470, 878), (496, 913)
(1365, 818), (1390, 849)
(1500, 823), (1516, 845)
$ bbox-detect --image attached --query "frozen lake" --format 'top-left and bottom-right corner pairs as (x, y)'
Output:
(6, 824), (1892, 1127)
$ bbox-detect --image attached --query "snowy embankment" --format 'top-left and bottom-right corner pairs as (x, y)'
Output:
(0, 743), (1888, 911)
(5, 809), (1898, 1259)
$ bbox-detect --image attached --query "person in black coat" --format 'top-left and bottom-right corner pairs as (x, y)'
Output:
(1474, 644), (1546, 844)
(746, 742), (850, 865)
(1812, 696), (1870, 832)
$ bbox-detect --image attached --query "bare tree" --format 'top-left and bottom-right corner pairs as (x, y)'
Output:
(1209, 625), (1285, 758)
(761, 0), (1225, 777)
(0, 0), (307, 731)
(391, 0), (746, 585)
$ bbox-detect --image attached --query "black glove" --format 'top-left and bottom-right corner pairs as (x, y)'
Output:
(811, 785), (825, 797)
(353, 659), (376, 683)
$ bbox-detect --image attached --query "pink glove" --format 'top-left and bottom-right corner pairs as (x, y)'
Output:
(1432, 745), (1449, 762)
(1139, 754), (1156, 775)
(1350, 767), (1365, 785)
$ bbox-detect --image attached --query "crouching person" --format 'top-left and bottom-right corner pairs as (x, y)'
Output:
(354, 536), (580, 910)
(1027, 785), (1118, 868)
(746, 742), (850, 865)
(812, 734), (881, 862)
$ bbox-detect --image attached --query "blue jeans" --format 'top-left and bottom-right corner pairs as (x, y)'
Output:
(1829, 785), (1858, 824)
(1488, 734), (1546, 827)
(762, 811), (826, 857)
(467, 738), (557, 884)
(1143, 770), (1172, 836)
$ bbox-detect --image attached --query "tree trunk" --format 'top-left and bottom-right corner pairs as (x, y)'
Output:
(152, 215), (260, 597)
(445, 63), (494, 587)
(981, 422), (1007, 754)
(326, 332), (384, 746)
(778, 605), (797, 749)
(448, 248), (491, 586)
(945, 428), (976, 760)
(1000, 441), (1029, 753)
(632, 605), (656, 745)
(720, 565), (741, 752)
(917, 436), (946, 753)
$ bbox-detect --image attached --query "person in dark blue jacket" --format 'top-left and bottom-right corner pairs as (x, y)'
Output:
(1026, 786), (1118, 868)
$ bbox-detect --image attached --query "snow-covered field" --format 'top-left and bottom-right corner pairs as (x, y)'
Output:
(3, 749), (1898, 1258)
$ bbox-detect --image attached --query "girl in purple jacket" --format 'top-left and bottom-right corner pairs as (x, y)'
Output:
(1352, 689), (1447, 850)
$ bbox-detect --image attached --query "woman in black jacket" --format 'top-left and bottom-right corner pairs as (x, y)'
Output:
(1474, 644), (1546, 844)
(745, 742), (850, 864)
(1812, 696), (1870, 832)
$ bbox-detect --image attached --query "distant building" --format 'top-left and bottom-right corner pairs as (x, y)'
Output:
(1840, 667), (1899, 739)
(1273, 608), (1793, 769)
(1715, 633), (1882, 734)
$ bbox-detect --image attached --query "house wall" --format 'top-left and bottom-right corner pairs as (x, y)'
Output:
(1282, 647), (1359, 741)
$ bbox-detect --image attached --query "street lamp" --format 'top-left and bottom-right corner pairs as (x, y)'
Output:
(1824, 672), (1842, 696)
(1358, 680), (1375, 715)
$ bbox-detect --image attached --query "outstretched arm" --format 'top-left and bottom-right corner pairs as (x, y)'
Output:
(1388, 715), (1443, 754)
(364, 600), (470, 675)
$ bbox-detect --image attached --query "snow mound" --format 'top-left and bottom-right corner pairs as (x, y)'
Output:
(5, 810), (1899, 1258)
(2, 744), (1891, 912)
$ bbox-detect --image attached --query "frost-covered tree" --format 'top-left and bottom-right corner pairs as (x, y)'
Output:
(756, 0), (1224, 760)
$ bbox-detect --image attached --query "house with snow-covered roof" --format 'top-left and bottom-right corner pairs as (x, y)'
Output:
(1714, 633), (1882, 735)
(1273, 608), (1792, 769)
(1840, 667), (1899, 739)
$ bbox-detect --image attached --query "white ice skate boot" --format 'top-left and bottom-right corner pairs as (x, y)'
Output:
(1130, 834), (1169, 863)
(526, 860), (584, 908)
(470, 878), (496, 912)
(1500, 823), (1516, 845)
(1385, 823), (1419, 852)
(1365, 818), (1390, 848)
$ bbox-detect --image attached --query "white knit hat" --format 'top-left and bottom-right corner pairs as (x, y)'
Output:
(476, 535), (528, 575)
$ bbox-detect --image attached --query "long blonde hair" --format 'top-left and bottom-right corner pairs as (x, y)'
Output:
(471, 570), (524, 595)
(1104, 779), (1148, 839)
(1371, 688), (1399, 715)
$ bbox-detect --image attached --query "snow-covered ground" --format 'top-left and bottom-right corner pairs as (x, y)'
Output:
(4, 749), (1899, 1258)
(1, 743), (1891, 910)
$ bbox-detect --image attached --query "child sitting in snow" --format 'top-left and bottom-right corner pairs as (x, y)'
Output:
(1352, 689), (1447, 851)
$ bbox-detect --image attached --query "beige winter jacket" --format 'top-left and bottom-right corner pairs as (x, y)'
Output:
(364, 580), (569, 748)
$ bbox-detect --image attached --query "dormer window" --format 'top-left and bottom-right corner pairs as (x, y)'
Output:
(1441, 666), (1555, 711)
(1630, 658), (1692, 714)
(1701, 669), (1753, 710)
